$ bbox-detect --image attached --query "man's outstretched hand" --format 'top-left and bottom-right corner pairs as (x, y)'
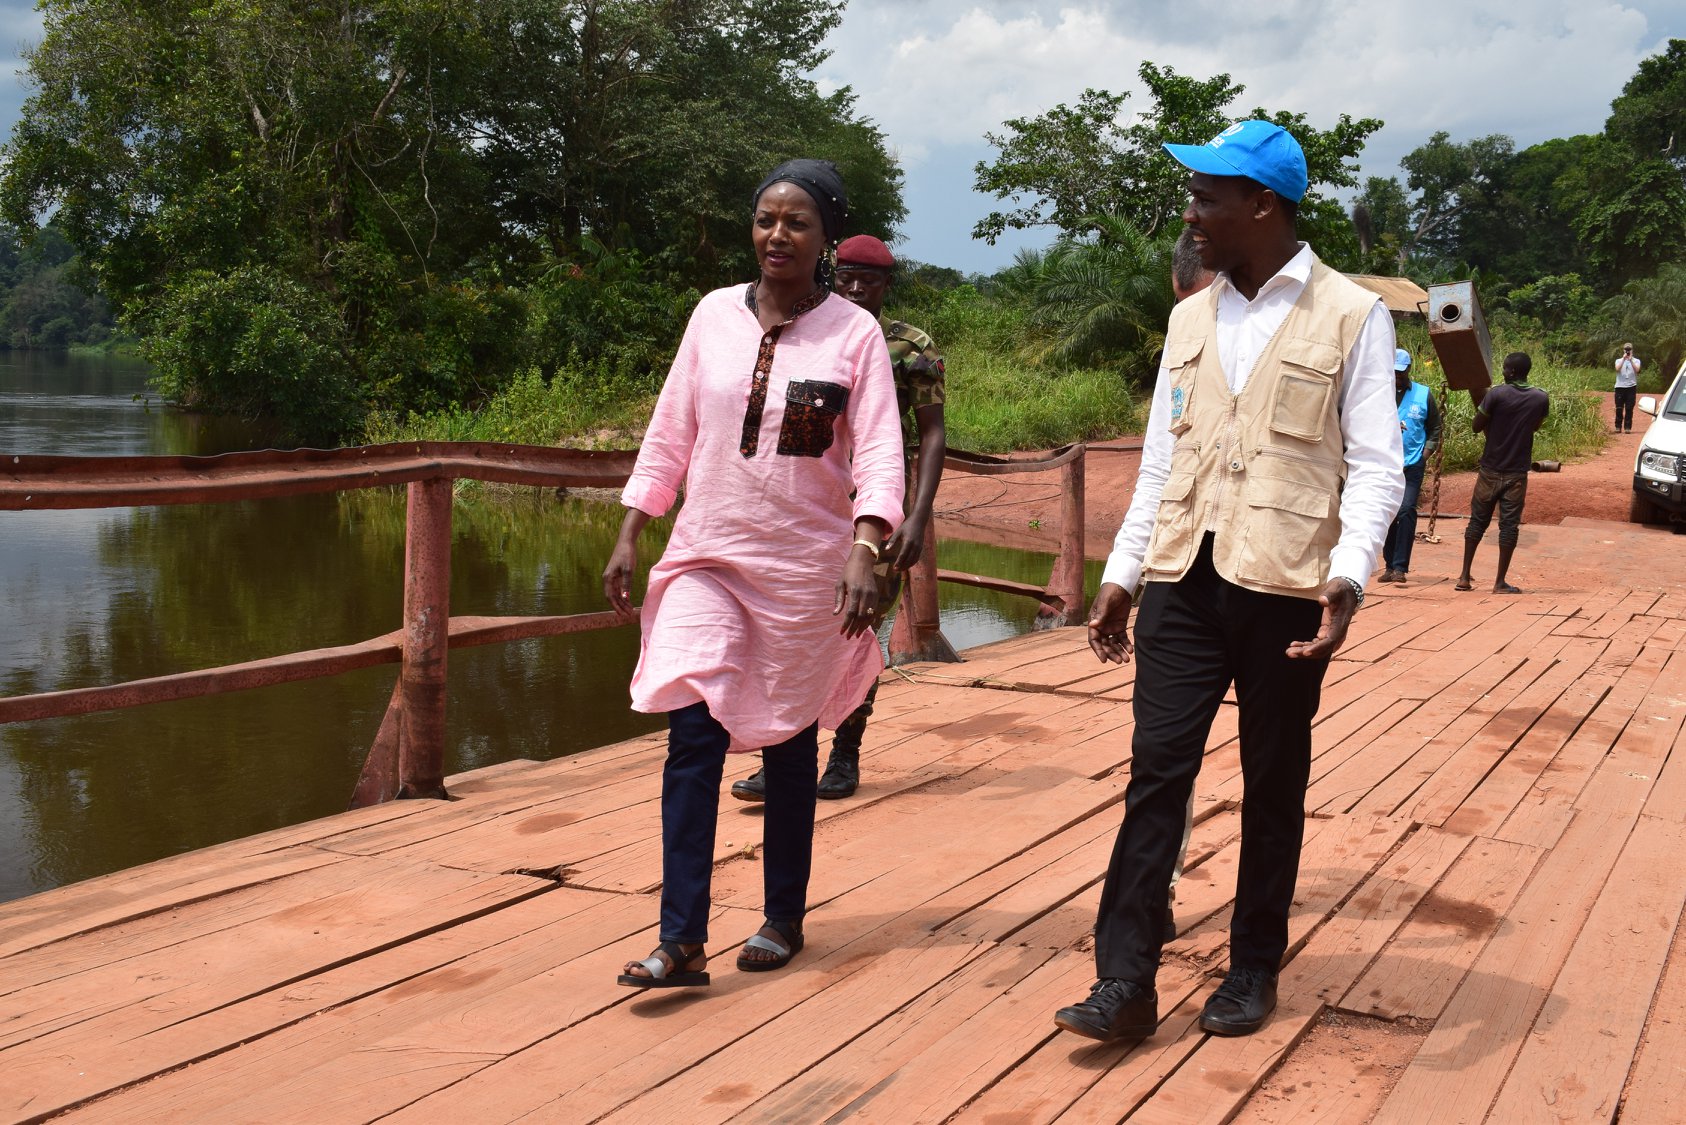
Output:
(1285, 579), (1359, 660)
(1087, 582), (1135, 664)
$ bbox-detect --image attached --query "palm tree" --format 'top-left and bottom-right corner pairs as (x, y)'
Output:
(1593, 263), (1686, 380)
(1018, 213), (1175, 372)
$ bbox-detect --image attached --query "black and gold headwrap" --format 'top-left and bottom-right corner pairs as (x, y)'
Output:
(753, 159), (849, 287)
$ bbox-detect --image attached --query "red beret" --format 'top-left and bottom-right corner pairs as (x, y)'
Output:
(835, 235), (895, 269)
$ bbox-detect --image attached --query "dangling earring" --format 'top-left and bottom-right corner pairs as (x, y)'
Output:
(815, 245), (837, 291)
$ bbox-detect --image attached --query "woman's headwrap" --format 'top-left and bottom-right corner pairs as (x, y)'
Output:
(753, 159), (849, 287)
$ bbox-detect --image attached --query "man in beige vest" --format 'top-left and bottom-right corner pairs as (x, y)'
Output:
(1053, 121), (1404, 1042)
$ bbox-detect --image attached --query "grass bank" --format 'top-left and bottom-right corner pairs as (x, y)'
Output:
(363, 365), (658, 449)
(367, 300), (1608, 470)
(1396, 322), (1609, 472)
(364, 293), (1147, 454)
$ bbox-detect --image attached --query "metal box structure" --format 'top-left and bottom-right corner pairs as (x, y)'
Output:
(1426, 281), (1493, 392)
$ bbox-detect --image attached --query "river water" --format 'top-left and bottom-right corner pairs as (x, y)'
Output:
(0, 354), (1099, 903)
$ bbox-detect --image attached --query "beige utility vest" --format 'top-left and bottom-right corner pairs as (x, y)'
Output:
(1142, 260), (1377, 599)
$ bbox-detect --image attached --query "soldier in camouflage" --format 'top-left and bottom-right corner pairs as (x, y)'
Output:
(733, 234), (947, 802)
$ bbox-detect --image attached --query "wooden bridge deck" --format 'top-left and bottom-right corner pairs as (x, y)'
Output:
(6, 522), (1686, 1123)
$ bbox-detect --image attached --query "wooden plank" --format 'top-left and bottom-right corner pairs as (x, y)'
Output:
(1615, 880), (1686, 1124)
(628, 942), (1065, 1124)
(1438, 639), (1613, 837)
(1312, 646), (1544, 818)
(1123, 827), (1469, 1124)
(1493, 639), (1674, 849)
(1563, 588), (1662, 639)
(393, 688), (1089, 889)
(1340, 836), (1541, 1021)
(718, 766), (1129, 923)
(1018, 977), (1215, 1124)
(1, 888), (647, 1122)
(44, 898), (763, 1125)
(938, 805), (1242, 948)
(390, 937), (986, 1125)
(581, 701), (1131, 898)
(0, 844), (351, 962)
(379, 766), (1136, 1122)
(1396, 596), (1535, 654)
(1338, 620), (1604, 820)
(1396, 634), (1607, 826)
(1337, 600), (1468, 662)
(1486, 813), (1686, 1122)
(1370, 800), (1650, 1122)
(1616, 657), (1686, 825)
(0, 858), (548, 1054)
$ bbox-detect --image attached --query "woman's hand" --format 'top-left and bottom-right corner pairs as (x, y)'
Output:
(603, 540), (637, 616)
(834, 542), (881, 638)
(603, 509), (652, 617)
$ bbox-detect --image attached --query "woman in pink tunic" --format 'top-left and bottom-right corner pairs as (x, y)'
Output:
(603, 160), (904, 989)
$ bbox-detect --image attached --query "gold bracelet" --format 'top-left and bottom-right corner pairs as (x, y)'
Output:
(851, 538), (881, 559)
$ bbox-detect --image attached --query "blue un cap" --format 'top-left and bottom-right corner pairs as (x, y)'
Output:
(1394, 348), (1413, 373)
(1163, 120), (1309, 203)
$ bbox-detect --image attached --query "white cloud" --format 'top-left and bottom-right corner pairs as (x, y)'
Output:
(816, 0), (1677, 267)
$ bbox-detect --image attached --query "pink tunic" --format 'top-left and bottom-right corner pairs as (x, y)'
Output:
(621, 285), (905, 749)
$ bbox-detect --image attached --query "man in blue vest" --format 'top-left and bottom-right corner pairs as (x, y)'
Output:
(1378, 348), (1441, 584)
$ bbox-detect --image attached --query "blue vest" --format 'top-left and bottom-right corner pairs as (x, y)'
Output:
(1398, 382), (1431, 466)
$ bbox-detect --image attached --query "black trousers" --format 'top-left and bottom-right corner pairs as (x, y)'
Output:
(1614, 386), (1636, 431)
(1094, 536), (1329, 983)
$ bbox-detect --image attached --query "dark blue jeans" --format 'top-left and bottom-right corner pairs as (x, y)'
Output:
(1383, 459), (1426, 574)
(660, 701), (819, 944)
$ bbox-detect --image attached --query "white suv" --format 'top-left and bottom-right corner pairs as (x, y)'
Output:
(1632, 358), (1686, 526)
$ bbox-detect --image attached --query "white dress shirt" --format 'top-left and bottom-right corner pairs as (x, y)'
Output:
(1101, 245), (1405, 595)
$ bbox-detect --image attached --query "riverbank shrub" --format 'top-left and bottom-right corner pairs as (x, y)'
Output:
(364, 362), (659, 449)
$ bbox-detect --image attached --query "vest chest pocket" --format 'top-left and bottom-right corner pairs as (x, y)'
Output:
(777, 379), (849, 457)
(1270, 338), (1342, 443)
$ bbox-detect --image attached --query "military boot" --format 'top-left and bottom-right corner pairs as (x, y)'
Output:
(729, 766), (767, 803)
(816, 746), (859, 799)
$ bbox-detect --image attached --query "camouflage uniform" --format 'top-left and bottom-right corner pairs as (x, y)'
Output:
(881, 315), (946, 450)
(828, 317), (947, 758)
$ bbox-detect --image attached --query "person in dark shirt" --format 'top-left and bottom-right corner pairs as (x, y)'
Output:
(1456, 352), (1549, 594)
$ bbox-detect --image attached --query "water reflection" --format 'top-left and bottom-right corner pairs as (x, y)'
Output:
(0, 354), (1096, 902)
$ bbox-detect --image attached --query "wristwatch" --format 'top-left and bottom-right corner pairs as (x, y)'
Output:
(1336, 575), (1365, 608)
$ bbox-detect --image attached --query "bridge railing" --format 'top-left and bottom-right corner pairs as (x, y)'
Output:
(1, 439), (1087, 805)
(889, 443), (1087, 665)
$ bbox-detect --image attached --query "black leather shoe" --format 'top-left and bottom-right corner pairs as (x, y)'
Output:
(1163, 904), (1177, 944)
(1053, 978), (1157, 1041)
(817, 747), (859, 799)
(1199, 966), (1277, 1036)
(730, 766), (766, 803)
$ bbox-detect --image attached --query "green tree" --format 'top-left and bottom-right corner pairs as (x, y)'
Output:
(972, 62), (1379, 249)
(1503, 273), (1597, 331)
(1605, 38), (1686, 169)
(1394, 131), (1515, 267)
(2, 0), (904, 440)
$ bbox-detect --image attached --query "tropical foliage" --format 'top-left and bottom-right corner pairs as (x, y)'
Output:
(1, 0), (903, 441)
(973, 62), (1380, 245)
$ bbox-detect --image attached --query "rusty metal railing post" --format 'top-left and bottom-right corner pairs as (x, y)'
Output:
(1038, 444), (1087, 628)
(398, 477), (452, 799)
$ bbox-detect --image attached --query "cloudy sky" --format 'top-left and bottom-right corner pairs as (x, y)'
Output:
(0, 1), (1680, 273)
